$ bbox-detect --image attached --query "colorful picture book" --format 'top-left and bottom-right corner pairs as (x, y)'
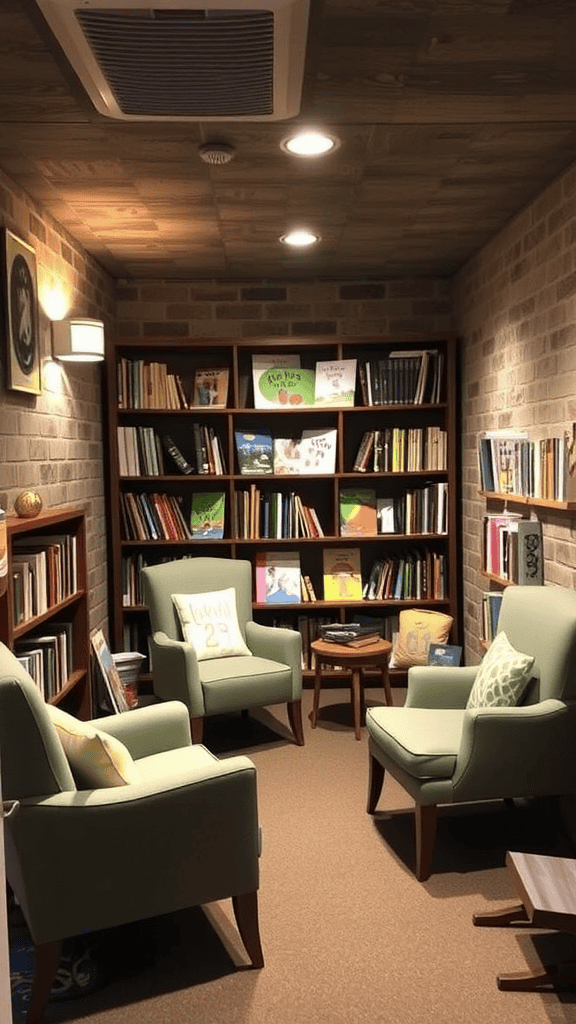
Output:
(191, 367), (229, 408)
(190, 491), (225, 538)
(314, 359), (357, 407)
(91, 628), (129, 713)
(323, 547), (363, 601)
(255, 550), (301, 604)
(339, 488), (378, 536)
(427, 643), (462, 666)
(299, 428), (337, 474)
(274, 437), (302, 475)
(252, 354), (315, 409)
(235, 427), (274, 474)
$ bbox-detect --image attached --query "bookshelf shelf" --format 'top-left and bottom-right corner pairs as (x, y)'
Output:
(479, 490), (576, 511)
(0, 506), (91, 718)
(105, 335), (461, 676)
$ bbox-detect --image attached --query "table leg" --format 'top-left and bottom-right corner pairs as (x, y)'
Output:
(310, 655), (322, 728)
(381, 660), (392, 706)
(351, 669), (362, 740)
(473, 903), (529, 928)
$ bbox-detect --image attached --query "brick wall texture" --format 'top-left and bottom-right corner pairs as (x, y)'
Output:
(4, 152), (576, 655)
(453, 161), (576, 663)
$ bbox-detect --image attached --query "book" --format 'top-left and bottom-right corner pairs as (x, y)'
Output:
(340, 488), (378, 536)
(191, 367), (229, 408)
(517, 519), (543, 585)
(162, 435), (194, 475)
(427, 643), (462, 666)
(252, 354), (315, 409)
(235, 427), (274, 474)
(377, 497), (395, 534)
(323, 547), (363, 601)
(91, 628), (129, 713)
(190, 491), (225, 538)
(274, 436), (302, 475)
(314, 359), (357, 407)
(299, 428), (337, 474)
(255, 550), (301, 604)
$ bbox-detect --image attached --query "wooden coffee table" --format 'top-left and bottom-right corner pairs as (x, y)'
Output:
(473, 850), (576, 990)
(310, 637), (392, 740)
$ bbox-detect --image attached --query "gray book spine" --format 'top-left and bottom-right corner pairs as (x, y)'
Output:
(517, 520), (543, 585)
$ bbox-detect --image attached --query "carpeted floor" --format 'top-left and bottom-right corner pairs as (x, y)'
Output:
(11, 686), (576, 1024)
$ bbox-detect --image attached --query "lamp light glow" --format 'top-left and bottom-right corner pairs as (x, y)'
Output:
(280, 229), (320, 247)
(52, 319), (105, 362)
(281, 130), (338, 157)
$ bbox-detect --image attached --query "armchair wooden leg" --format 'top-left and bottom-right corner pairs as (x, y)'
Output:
(26, 940), (61, 1024)
(232, 891), (264, 969)
(367, 752), (385, 814)
(287, 699), (305, 746)
(415, 803), (437, 882)
(190, 716), (204, 744)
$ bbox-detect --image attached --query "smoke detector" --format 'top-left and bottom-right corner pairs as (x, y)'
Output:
(199, 142), (236, 165)
(35, 0), (310, 121)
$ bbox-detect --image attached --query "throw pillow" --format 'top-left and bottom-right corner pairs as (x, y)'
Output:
(48, 706), (139, 788)
(466, 632), (535, 710)
(172, 587), (252, 661)
(389, 608), (453, 669)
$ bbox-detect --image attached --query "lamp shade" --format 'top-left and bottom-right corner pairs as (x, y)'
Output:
(52, 319), (105, 362)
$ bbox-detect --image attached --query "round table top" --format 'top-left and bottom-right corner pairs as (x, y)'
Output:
(311, 637), (392, 662)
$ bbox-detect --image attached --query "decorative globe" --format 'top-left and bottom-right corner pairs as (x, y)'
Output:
(14, 491), (43, 519)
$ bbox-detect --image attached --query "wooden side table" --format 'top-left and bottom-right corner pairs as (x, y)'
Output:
(473, 851), (576, 990)
(310, 638), (392, 740)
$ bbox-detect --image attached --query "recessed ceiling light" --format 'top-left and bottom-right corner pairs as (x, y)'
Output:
(281, 130), (338, 157)
(280, 229), (320, 247)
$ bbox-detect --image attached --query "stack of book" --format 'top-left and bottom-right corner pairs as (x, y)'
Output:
(319, 622), (382, 647)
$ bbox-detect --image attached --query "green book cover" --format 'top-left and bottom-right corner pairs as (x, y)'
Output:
(339, 488), (378, 536)
(190, 492), (225, 539)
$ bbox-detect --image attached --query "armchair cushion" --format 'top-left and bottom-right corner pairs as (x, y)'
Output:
(466, 632), (534, 710)
(389, 608), (453, 669)
(172, 588), (252, 661)
(48, 706), (140, 788)
(366, 706), (463, 779)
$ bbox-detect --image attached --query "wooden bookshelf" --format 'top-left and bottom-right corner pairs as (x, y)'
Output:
(0, 506), (91, 718)
(104, 335), (462, 681)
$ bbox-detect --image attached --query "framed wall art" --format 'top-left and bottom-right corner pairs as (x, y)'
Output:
(3, 229), (41, 394)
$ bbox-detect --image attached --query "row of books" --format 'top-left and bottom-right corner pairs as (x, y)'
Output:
(482, 592), (503, 644)
(118, 426), (227, 477)
(236, 487), (324, 540)
(340, 483), (448, 537)
(363, 549), (448, 601)
(15, 622), (73, 700)
(357, 349), (443, 406)
(483, 514), (544, 583)
(11, 534), (78, 626)
(120, 491), (230, 541)
(353, 426), (447, 473)
(477, 428), (575, 501)
(117, 360), (230, 411)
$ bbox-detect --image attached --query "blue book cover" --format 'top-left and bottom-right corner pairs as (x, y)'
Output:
(235, 427), (274, 475)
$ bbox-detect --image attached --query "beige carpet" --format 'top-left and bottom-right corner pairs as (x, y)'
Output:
(28, 687), (576, 1024)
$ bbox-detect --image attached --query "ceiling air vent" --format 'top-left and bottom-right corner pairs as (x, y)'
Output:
(35, 0), (310, 120)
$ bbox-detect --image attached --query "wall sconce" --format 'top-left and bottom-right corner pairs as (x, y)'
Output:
(52, 318), (105, 362)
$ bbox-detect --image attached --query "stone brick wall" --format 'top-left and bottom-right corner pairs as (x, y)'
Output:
(0, 169), (115, 631)
(453, 162), (576, 662)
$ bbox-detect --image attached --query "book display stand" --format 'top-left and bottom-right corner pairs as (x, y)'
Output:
(104, 335), (461, 682)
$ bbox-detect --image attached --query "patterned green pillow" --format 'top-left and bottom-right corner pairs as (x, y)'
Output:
(466, 631), (535, 710)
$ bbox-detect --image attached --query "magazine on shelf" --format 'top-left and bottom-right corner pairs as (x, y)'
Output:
(252, 354), (315, 409)
(323, 547), (363, 601)
(190, 491), (225, 538)
(91, 628), (129, 713)
(191, 367), (229, 408)
(235, 427), (274, 474)
(299, 428), (337, 474)
(314, 359), (357, 407)
(255, 550), (301, 604)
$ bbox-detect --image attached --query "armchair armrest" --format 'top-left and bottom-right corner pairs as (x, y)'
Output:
(246, 621), (302, 697)
(453, 699), (576, 800)
(149, 631), (205, 715)
(406, 665), (479, 709)
(94, 701), (191, 758)
(7, 753), (259, 945)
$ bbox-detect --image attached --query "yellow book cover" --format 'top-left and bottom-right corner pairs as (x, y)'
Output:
(323, 547), (362, 601)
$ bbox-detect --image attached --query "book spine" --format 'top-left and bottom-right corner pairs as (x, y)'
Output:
(162, 435), (194, 475)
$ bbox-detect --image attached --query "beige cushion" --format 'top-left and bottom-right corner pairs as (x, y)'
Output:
(466, 631), (535, 710)
(172, 587), (252, 661)
(389, 608), (453, 669)
(48, 706), (139, 788)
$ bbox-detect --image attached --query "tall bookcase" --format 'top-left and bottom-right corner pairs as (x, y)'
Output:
(0, 506), (91, 718)
(104, 335), (461, 683)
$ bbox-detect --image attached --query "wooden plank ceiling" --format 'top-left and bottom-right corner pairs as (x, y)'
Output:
(1, 0), (576, 279)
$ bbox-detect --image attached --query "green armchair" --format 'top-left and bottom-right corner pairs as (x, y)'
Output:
(366, 586), (576, 881)
(142, 556), (304, 745)
(0, 642), (263, 1024)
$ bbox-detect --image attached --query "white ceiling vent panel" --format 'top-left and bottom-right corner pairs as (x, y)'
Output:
(35, 0), (310, 120)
